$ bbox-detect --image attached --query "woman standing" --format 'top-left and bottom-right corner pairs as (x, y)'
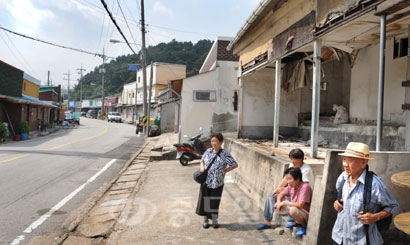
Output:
(195, 132), (238, 229)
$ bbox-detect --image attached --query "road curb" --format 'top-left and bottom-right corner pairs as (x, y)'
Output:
(53, 141), (151, 245)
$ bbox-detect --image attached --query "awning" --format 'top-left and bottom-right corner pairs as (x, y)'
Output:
(0, 94), (58, 108)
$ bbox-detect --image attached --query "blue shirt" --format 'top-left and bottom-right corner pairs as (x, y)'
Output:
(201, 148), (238, 189)
(332, 170), (399, 245)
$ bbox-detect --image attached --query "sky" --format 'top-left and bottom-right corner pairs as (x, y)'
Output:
(0, 0), (260, 89)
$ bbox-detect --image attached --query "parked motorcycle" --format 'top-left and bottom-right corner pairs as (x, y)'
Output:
(173, 129), (209, 166)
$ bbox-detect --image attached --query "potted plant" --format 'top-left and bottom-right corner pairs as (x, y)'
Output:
(19, 121), (30, 141)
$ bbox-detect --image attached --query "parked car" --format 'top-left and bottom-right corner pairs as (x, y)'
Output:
(80, 111), (86, 117)
(107, 112), (122, 123)
(86, 110), (97, 119)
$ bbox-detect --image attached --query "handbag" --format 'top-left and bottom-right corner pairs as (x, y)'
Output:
(193, 149), (222, 184)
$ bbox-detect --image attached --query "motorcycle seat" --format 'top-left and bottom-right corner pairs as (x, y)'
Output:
(182, 143), (192, 147)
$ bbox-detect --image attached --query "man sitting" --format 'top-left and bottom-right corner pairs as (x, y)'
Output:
(276, 167), (312, 237)
(257, 148), (314, 230)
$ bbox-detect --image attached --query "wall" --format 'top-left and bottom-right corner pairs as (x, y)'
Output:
(159, 102), (175, 133)
(224, 134), (410, 244)
(350, 38), (406, 124)
(240, 68), (274, 139)
(212, 61), (238, 133)
(223, 136), (324, 215)
(181, 71), (215, 139)
(305, 150), (410, 244)
(0, 61), (23, 97)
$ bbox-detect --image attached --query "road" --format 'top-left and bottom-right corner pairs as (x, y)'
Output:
(0, 118), (144, 245)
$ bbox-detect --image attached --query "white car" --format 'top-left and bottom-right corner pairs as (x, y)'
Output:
(107, 112), (122, 123)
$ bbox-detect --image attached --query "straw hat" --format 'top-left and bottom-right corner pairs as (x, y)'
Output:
(338, 142), (374, 160)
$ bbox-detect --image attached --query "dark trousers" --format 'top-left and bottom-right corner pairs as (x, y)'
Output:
(196, 184), (224, 220)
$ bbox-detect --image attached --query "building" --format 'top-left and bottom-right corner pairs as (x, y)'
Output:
(0, 60), (57, 137)
(120, 62), (186, 124)
(226, 1), (410, 243)
(180, 37), (239, 139)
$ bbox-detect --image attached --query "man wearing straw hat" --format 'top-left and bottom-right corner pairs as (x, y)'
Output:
(331, 142), (399, 245)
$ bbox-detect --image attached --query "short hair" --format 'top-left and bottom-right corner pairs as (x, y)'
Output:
(211, 132), (224, 142)
(289, 148), (304, 160)
(284, 167), (303, 182)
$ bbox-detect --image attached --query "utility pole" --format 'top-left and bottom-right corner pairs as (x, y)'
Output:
(141, 0), (148, 134)
(77, 64), (86, 112)
(63, 71), (70, 110)
(99, 48), (106, 119)
(146, 61), (153, 137)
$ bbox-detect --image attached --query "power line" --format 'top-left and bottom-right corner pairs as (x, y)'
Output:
(116, 0), (139, 48)
(0, 25), (108, 58)
(100, 0), (137, 56)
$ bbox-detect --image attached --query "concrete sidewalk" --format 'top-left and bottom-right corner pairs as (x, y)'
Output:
(30, 132), (296, 244)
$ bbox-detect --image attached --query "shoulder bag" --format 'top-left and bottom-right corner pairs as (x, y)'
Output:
(193, 149), (222, 184)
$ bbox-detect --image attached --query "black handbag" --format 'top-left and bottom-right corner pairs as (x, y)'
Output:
(193, 149), (222, 184)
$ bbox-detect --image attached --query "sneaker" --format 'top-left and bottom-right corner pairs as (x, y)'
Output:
(203, 219), (210, 229)
(287, 216), (294, 222)
(212, 219), (219, 229)
(257, 223), (272, 230)
(296, 227), (306, 237)
(285, 222), (296, 228)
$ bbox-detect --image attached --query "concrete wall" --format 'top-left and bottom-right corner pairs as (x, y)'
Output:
(181, 62), (239, 140)
(297, 124), (406, 151)
(223, 137), (324, 214)
(240, 68), (274, 139)
(159, 102), (175, 133)
(224, 135), (410, 244)
(350, 38), (407, 124)
(212, 61), (238, 133)
(305, 150), (410, 244)
(181, 71), (216, 139)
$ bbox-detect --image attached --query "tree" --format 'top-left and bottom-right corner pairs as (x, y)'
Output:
(72, 39), (213, 99)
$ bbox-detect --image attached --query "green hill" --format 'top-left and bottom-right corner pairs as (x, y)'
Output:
(70, 39), (213, 100)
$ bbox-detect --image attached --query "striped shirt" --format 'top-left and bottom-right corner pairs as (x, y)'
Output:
(202, 148), (238, 189)
(332, 170), (399, 245)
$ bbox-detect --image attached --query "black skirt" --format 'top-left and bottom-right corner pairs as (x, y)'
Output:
(195, 183), (224, 219)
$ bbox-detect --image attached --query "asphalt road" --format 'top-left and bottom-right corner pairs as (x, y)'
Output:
(0, 118), (144, 245)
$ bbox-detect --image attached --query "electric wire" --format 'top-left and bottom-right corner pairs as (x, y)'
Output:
(0, 25), (109, 58)
(100, 0), (137, 56)
(116, 0), (139, 50)
(0, 28), (38, 78)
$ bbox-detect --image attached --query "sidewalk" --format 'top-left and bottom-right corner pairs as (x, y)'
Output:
(31, 132), (297, 244)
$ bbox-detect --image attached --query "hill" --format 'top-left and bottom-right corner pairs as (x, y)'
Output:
(69, 39), (213, 100)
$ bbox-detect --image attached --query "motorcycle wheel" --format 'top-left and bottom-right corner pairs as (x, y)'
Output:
(179, 155), (189, 166)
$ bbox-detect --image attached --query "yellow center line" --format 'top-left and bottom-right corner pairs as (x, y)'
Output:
(0, 154), (30, 164)
(44, 124), (108, 151)
(0, 122), (108, 163)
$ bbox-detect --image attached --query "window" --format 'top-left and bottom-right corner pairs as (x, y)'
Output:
(193, 90), (216, 102)
(394, 37), (408, 59)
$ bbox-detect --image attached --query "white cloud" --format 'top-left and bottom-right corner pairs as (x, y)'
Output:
(6, 0), (54, 34)
(152, 1), (174, 19)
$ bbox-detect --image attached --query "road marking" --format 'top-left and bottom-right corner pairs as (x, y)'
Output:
(44, 124), (108, 151)
(1, 123), (108, 164)
(0, 154), (30, 164)
(10, 158), (117, 245)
